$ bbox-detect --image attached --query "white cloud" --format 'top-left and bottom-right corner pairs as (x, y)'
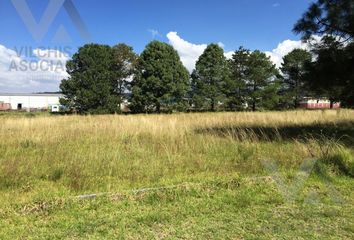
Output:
(224, 51), (234, 60)
(217, 42), (225, 48)
(0, 46), (22, 71)
(0, 44), (69, 93)
(265, 36), (321, 68)
(167, 32), (322, 71)
(272, 3), (280, 7)
(167, 32), (233, 72)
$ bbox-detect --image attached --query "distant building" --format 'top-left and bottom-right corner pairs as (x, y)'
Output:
(0, 102), (11, 111)
(299, 98), (341, 109)
(0, 93), (62, 111)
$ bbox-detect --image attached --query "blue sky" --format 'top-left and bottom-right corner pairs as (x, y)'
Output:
(0, 0), (315, 92)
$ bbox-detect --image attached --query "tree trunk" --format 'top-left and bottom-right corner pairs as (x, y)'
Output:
(211, 98), (215, 112)
(252, 83), (257, 111)
(156, 102), (161, 113)
(294, 96), (298, 109)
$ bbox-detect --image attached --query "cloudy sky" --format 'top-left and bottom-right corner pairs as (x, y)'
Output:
(0, 0), (315, 93)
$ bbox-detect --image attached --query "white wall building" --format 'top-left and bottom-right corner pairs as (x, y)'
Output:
(0, 93), (62, 111)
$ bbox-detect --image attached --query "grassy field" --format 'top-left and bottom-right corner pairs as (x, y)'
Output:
(0, 110), (353, 239)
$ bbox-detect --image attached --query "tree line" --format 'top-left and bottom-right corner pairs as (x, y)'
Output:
(60, 0), (354, 114)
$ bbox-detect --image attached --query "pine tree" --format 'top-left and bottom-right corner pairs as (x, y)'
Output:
(191, 44), (229, 111)
(226, 47), (250, 110)
(246, 51), (280, 111)
(130, 41), (189, 113)
(280, 49), (312, 108)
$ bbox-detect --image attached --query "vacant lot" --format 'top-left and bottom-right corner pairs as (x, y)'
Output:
(0, 110), (353, 239)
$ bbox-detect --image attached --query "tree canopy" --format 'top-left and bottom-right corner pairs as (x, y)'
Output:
(191, 44), (230, 111)
(225, 47), (249, 110)
(112, 44), (138, 109)
(293, 0), (354, 41)
(59, 0), (354, 115)
(304, 37), (354, 105)
(294, 0), (354, 107)
(280, 49), (312, 108)
(60, 44), (119, 114)
(130, 41), (189, 113)
(245, 51), (280, 111)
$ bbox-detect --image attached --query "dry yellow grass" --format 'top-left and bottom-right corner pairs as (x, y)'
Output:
(1, 109), (352, 137)
(0, 110), (353, 239)
(0, 109), (353, 193)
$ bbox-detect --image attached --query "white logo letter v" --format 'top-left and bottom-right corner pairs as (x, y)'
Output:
(11, 0), (65, 42)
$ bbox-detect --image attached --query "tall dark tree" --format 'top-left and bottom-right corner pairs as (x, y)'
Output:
(130, 41), (189, 113)
(191, 44), (230, 111)
(293, 0), (354, 40)
(60, 44), (119, 114)
(112, 44), (137, 110)
(245, 51), (280, 111)
(226, 47), (250, 110)
(280, 49), (312, 108)
(294, 0), (354, 107)
(304, 36), (354, 106)
(342, 42), (354, 106)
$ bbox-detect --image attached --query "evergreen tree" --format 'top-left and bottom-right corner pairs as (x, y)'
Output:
(130, 41), (189, 113)
(294, 0), (354, 106)
(304, 36), (354, 106)
(226, 47), (250, 110)
(60, 44), (119, 114)
(191, 44), (229, 111)
(280, 49), (312, 108)
(293, 0), (354, 40)
(245, 51), (280, 111)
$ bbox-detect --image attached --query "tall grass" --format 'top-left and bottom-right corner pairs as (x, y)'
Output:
(0, 110), (353, 194)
